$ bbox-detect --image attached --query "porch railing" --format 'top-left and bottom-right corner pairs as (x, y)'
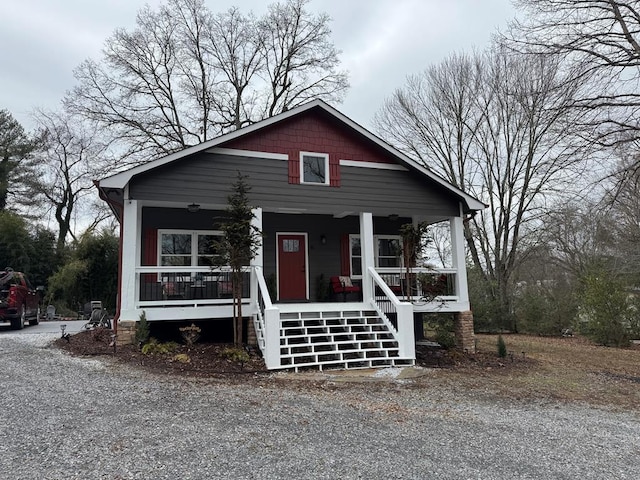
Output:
(368, 267), (415, 359)
(375, 267), (458, 304)
(136, 266), (250, 307)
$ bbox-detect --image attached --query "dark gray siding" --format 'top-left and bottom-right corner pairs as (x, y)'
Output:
(130, 152), (459, 217)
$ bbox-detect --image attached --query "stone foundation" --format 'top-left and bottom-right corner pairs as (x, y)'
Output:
(117, 320), (136, 346)
(246, 318), (257, 346)
(454, 310), (476, 354)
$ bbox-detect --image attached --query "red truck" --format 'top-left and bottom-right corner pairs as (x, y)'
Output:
(0, 268), (42, 329)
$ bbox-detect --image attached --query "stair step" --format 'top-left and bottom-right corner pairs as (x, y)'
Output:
(280, 346), (398, 358)
(280, 324), (381, 336)
(279, 356), (415, 371)
(266, 306), (410, 371)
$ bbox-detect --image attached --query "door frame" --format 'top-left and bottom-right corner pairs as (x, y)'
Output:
(275, 232), (309, 301)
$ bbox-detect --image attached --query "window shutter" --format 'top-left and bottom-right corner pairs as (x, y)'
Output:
(142, 228), (158, 266)
(340, 234), (350, 276)
(288, 156), (300, 184)
(329, 157), (340, 187)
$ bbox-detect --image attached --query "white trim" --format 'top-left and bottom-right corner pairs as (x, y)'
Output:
(275, 232), (309, 301)
(450, 216), (469, 304)
(276, 207), (308, 214)
(157, 229), (223, 268)
(206, 147), (288, 161)
(120, 200), (139, 315)
(299, 151), (330, 185)
(349, 233), (402, 278)
(340, 159), (408, 171)
(359, 213), (375, 301)
(333, 211), (355, 219)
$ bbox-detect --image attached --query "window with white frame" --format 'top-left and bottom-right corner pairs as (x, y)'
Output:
(376, 236), (402, 267)
(349, 234), (402, 277)
(350, 236), (362, 276)
(159, 230), (223, 267)
(300, 152), (329, 185)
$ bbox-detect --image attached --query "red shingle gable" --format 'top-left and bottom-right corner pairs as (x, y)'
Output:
(220, 109), (396, 186)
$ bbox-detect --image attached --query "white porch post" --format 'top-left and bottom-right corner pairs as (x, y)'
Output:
(120, 197), (141, 321)
(450, 214), (470, 309)
(250, 207), (263, 307)
(359, 212), (375, 301)
(264, 307), (281, 369)
(251, 207), (263, 268)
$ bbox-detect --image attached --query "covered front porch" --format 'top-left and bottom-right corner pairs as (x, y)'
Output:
(116, 200), (473, 370)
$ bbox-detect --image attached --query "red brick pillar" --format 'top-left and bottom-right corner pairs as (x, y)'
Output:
(454, 311), (475, 354)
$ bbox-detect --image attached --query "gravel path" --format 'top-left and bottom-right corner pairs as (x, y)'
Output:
(1, 332), (639, 480)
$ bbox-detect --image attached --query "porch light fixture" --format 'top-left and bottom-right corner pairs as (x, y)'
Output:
(187, 203), (200, 213)
(320, 234), (327, 245)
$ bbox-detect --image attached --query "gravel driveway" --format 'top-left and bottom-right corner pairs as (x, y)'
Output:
(1, 330), (639, 480)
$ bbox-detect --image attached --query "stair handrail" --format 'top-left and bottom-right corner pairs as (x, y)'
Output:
(253, 266), (281, 368)
(254, 266), (273, 310)
(252, 266), (271, 351)
(368, 267), (415, 359)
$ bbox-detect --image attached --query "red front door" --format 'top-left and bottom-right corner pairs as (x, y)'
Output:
(277, 234), (307, 301)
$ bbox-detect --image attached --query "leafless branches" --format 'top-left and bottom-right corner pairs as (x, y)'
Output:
(505, 0), (640, 146)
(66, 0), (348, 166)
(375, 48), (597, 327)
(30, 110), (110, 249)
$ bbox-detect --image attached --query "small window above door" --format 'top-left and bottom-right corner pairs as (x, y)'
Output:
(300, 152), (330, 185)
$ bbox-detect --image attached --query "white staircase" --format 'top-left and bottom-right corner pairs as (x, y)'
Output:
(276, 307), (415, 371)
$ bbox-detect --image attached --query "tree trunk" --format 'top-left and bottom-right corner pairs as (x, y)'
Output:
(234, 271), (244, 345)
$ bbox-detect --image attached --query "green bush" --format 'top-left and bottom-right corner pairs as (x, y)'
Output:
(172, 353), (191, 364)
(222, 346), (250, 364)
(514, 282), (579, 336)
(435, 329), (456, 350)
(141, 338), (179, 355)
(578, 271), (630, 347)
(467, 266), (511, 332)
(134, 311), (150, 346)
(423, 314), (456, 349)
(497, 335), (507, 358)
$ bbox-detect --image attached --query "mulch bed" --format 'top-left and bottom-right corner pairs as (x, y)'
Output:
(54, 328), (268, 378)
(54, 327), (533, 378)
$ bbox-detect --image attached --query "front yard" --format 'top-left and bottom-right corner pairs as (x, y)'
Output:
(55, 330), (640, 411)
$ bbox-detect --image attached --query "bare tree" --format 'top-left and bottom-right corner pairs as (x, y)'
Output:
(601, 153), (640, 270)
(505, 0), (640, 147)
(30, 110), (110, 250)
(69, 2), (202, 163)
(259, 0), (349, 117)
(376, 48), (594, 330)
(67, 0), (348, 166)
(207, 7), (263, 130)
(539, 204), (618, 278)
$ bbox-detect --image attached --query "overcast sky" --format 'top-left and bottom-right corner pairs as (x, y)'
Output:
(1, 0), (516, 132)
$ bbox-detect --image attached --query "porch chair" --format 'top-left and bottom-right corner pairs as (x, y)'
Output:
(330, 276), (361, 301)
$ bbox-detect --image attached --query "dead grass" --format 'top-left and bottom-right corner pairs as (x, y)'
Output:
(421, 334), (640, 410)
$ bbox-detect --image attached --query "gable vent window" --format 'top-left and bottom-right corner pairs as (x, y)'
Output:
(300, 152), (329, 185)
